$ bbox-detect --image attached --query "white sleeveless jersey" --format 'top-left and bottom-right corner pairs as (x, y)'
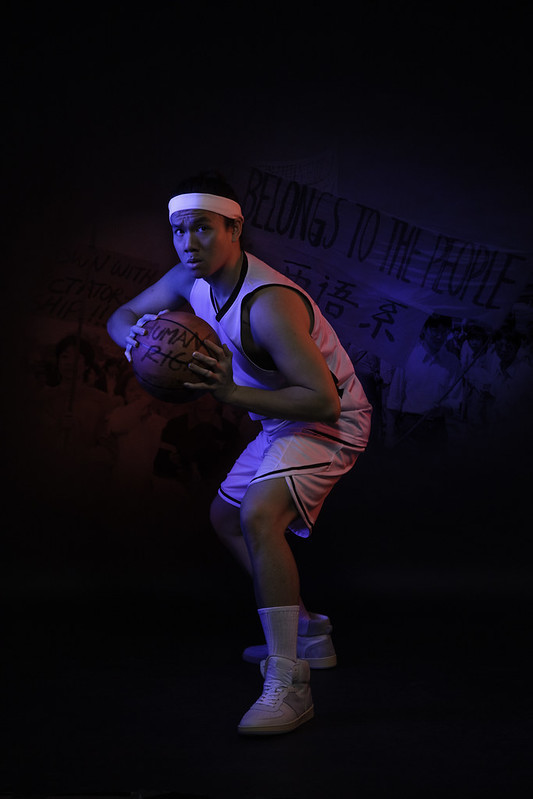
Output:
(188, 252), (372, 448)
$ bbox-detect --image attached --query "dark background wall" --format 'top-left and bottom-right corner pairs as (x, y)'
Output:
(6, 4), (532, 252)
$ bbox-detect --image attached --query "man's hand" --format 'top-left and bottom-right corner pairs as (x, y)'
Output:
(184, 339), (237, 403)
(124, 309), (170, 362)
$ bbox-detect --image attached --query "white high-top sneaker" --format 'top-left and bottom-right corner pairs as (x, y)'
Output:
(238, 655), (314, 735)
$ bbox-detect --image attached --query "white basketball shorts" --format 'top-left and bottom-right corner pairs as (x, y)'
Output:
(218, 424), (361, 538)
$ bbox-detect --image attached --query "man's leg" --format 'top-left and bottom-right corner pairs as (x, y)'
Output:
(233, 477), (314, 734)
(211, 491), (301, 608)
(212, 481), (301, 657)
(210, 491), (337, 668)
(239, 477), (300, 608)
(210, 494), (252, 574)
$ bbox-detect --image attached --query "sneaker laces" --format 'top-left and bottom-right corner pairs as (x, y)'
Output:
(256, 678), (287, 708)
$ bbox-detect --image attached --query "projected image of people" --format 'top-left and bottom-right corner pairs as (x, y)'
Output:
(107, 171), (372, 735)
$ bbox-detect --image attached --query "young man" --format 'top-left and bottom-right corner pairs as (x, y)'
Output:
(107, 173), (372, 735)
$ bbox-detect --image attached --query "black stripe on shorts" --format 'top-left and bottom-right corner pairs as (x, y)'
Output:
(302, 429), (363, 448)
(288, 474), (313, 529)
(249, 461), (331, 482)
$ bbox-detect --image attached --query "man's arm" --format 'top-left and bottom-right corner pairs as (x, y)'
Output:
(107, 264), (194, 352)
(188, 287), (341, 424)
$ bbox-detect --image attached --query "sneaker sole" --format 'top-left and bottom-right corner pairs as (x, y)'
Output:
(306, 653), (337, 669)
(237, 704), (315, 735)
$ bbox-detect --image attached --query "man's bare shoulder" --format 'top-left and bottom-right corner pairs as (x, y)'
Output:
(248, 284), (313, 324)
(165, 262), (195, 285)
(159, 262), (196, 296)
(247, 284), (314, 346)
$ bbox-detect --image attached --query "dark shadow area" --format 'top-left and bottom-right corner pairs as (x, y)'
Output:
(2, 435), (532, 797)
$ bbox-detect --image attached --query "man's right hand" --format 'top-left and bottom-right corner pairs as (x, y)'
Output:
(124, 309), (170, 362)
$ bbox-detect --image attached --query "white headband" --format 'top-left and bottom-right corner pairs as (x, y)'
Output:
(168, 192), (244, 223)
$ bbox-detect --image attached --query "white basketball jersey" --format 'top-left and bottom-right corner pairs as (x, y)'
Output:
(189, 252), (371, 448)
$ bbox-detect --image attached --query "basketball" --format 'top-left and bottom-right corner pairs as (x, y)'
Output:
(131, 310), (220, 403)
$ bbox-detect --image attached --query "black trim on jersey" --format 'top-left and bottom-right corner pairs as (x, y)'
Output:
(211, 252), (249, 321)
(240, 282), (315, 371)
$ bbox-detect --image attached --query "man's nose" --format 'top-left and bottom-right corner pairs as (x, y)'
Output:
(184, 232), (198, 251)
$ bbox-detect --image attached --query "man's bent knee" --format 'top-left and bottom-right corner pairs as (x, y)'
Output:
(210, 494), (242, 540)
(240, 479), (298, 546)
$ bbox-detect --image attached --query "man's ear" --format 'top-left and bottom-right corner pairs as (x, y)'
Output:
(231, 218), (243, 242)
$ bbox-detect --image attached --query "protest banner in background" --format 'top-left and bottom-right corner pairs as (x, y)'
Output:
(253, 150), (339, 194)
(29, 168), (533, 369)
(234, 166), (533, 365)
(32, 246), (163, 331)
(269, 243), (427, 366)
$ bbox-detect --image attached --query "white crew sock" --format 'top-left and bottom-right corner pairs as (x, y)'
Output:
(258, 605), (300, 661)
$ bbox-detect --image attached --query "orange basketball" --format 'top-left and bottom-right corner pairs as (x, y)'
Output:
(131, 310), (220, 403)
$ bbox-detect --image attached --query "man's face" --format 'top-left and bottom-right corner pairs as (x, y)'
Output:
(494, 337), (519, 368)
(170, 209), (237, 278)
(424, 324), (448, 355)
(468, 335), (485, 354)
